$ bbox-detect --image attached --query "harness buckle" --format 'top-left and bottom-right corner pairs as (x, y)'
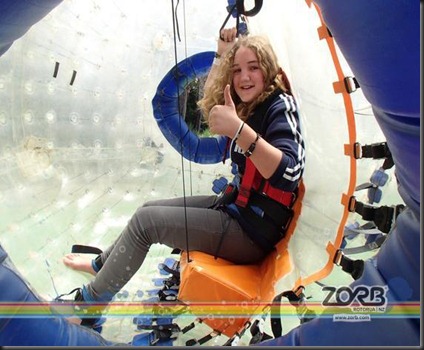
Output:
(347, 196), (357, 212)
(344, 76), (360, 93)
(353, 142), (362, 159)
(333, 249), (343, 266)
(235, 185), (250, 207)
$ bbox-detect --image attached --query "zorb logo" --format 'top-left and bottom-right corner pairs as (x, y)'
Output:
(322, 285), (388, 313)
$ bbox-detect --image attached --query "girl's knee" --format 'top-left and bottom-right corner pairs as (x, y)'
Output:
(141, 200), (159, 208)
(140, 202), (151, 209)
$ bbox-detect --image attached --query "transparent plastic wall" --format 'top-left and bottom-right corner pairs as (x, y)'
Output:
(0, 0), (403, 345)
(0, 0), (232, 343)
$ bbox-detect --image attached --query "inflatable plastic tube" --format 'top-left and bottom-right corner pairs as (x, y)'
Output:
(260, 0), (420, 346)
(0, 0), (63, 56)
(152, 51), (227, 164)
(0, 245), (117, 346)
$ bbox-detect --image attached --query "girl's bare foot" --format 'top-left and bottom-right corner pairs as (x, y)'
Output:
(63, 254), (97, 276)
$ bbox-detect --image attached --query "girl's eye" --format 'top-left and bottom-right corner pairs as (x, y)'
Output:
(233, 68), (241, 74)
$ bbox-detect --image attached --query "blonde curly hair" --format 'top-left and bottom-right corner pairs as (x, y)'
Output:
(198, 35), (292, 125)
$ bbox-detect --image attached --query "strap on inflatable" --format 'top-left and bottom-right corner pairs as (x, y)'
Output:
(344, 221), (382, 237)
(342, 221), (387, 255)
(249, 317), (273, 345)
(342, 234), (387, 255)
(222, 320), (252, 346)
(152, 275), (180, 289)
(270, 286), (316, 338)
(186, 330), (221, 346)
(333, 249), (364, 280)
(131, 330), (176, 346)
(353, 141), (394, 170)
(348, 196), (405, 234)
(158, 257), (180, 277)
(134, 317), (180, 332)
(333, 76), (360, 94)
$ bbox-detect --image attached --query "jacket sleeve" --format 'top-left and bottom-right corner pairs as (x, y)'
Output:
(264, 93), (305, 192)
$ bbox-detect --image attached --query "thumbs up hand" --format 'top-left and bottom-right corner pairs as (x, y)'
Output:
(208, 84), (241, 138)
(223, 83), (236, 109)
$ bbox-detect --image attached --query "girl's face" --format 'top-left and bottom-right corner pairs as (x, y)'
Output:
(232, 46), (265, 103)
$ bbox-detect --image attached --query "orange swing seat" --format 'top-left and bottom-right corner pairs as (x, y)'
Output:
(177, 181), (305, 338)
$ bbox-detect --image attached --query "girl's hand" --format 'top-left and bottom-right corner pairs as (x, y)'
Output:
(217, 27), (237, 57)
(208, 85), (241, 138)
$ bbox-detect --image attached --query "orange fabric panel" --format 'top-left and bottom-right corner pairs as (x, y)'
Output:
(179, 251), (261, 302)
(259, 181), (305, 299)
(178, 251), (262, 337)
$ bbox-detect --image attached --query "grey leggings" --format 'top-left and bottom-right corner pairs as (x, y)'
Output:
(85, 195), (266, 301)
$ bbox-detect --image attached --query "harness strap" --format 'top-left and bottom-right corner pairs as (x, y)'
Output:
(235, 158), (294, 208)
(261, 181), (295, 206)
(235, 158), (257, 207)
(228, 203), (288, 252)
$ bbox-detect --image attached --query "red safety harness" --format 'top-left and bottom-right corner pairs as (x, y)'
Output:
(235, 158), (295, 209)
(213, 158), (297, 253)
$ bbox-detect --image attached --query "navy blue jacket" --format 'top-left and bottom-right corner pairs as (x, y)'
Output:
(230, 89), (305, 192)
(224, 89), (305, 252)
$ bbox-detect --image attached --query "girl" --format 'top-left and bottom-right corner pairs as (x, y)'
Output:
(62, 31), (305, 327)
